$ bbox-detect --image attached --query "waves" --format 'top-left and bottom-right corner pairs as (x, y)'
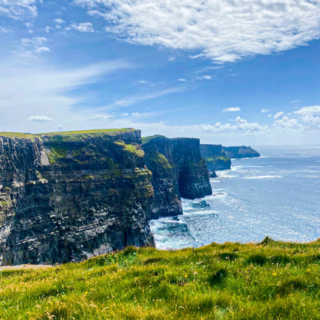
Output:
(151, 146), (320, 250)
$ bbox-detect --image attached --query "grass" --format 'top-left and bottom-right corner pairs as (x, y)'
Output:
(148, 151), (172, 171)
(0, 132), (38, 141)
(141, 135), (165, 145)
(115, 141), (145, 157)
(206, 155), (230, 163)
(0, 129), (136, 143)
(2, 238), (320, 319)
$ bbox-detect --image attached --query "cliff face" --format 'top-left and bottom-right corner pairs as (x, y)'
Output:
(143, 136), (212, 219)
(200, 144), (231, 172)
(0, 129), (154, 266)
(223, 146), (260, 159)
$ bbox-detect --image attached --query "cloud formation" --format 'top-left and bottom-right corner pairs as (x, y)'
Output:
(223, 107), (241, 112)
(0, 0), (37, 20)
(28, 116), (54, 122)
(76, 0), (320, 62)
(274, 111), (284, 119)
(69, 22), (94, 32)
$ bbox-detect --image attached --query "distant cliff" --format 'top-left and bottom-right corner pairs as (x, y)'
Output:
(200, 144), (231, 173)
(223, 146), (260, 159)
(143, 135), (212, 219)
(0, 129), (154, 265)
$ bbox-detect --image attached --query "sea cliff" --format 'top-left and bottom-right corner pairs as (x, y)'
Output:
(0, 129), (154, 265)
(223, 146), (260, 158)
(200, 144), (231, 173)
(143, 135), (212, 219)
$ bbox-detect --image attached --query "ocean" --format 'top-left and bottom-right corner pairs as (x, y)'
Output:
(150, 145), (320, 249)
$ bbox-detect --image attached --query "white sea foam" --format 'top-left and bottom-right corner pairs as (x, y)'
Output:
(244, 175), (282, 179)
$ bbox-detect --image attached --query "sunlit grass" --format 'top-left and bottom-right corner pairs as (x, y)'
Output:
(1, 238), (320, 319)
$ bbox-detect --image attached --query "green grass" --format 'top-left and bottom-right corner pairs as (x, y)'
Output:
(148, 151), (172, 171)
(206, 155), (230, 163)
(115, 141), (145, 157)
(39, 129), (136, 143)
(2, 238), (320, 319)
(0, 132), (38, 141)
(0, 129), (136, 143)
(141, 135), (165, 144)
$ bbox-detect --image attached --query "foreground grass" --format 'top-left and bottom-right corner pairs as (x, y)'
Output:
(2, 238), (320, 319)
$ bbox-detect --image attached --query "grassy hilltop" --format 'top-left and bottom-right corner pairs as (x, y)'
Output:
(2, 239), (320, 319)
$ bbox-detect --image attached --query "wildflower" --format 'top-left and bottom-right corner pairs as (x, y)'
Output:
(185, 275), (188, 278)
(307, 269), (311, 273)
(272, 273), (277, 276)
(85, 292), (88, 295)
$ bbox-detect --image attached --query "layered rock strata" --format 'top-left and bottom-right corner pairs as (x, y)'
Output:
(223, 146), (260, 159)
(143, 136), (212, 219)
(200, 144), (231, 173)
(0, 129), (154, 266)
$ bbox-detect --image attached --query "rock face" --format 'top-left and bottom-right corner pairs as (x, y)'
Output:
(223, 146), (260, 159)
(0, 129), (154, 266)
(200, 144), (231, 173)
(143, 136), (212, 219)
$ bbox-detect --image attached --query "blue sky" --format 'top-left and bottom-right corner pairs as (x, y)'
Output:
(1, 0), (320, 145)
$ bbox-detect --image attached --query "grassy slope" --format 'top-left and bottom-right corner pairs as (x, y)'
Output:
(0, 129), (135, 142)
(1, 239), (320, 319)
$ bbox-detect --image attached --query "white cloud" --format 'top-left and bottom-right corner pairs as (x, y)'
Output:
(274, 111), (284, 119)
(28, 116), (54, 122)
(69, 22), (94, 33)
(138, 80), (147, 83)
(0, 0), (37, 20)
(273, 117), (302, 130)
(290, 99), (301, 104)
(202, 75), (212, 80)
(196, 66), (222, 73)
(76, 0), (320, 62)
(20, 37), (50, 54)
(0, 58), (135, 132)
(223, 107), (241, 112)
(54, 18), (65, 24)
(45, 26), (51, 33)
(261, 109), (269, 113)
(0, 26), (10, 33)
(178, 78), (187, 82)
(294, 106), (320, 116)
(102, 86), (186, 109)
(35, 47), (50, 53)
(168, 57), (175, 61)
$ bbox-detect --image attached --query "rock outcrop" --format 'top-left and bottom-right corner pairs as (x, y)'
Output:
(143, 135), (212, 219)
(223, 146), (260, 159)
(0, 129), (154, 266)
(200, 144), (231, 173)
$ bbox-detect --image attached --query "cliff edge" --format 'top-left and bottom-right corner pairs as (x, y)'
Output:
(223, 146), (260, 159)
(0, 129), (154, 265)
(200, 144), (231, 173)
(143, 135), (212, 219)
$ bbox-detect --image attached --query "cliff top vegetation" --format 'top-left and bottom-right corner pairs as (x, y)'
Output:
(0, 129), (137, 142)
(141, 135), (165, 144)
(1, 238), (320, 319)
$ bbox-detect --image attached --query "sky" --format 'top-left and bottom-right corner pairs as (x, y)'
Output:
(1, 0), (320, 145)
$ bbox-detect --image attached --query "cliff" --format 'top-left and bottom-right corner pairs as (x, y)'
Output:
(143, 135), (212, 219)
(200, 144), (231, 173)
(0, 129), (154, 266)
(223, 146), (260, 159)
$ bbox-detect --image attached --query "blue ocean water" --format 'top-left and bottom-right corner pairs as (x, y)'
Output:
(150, 145), (320, 249)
